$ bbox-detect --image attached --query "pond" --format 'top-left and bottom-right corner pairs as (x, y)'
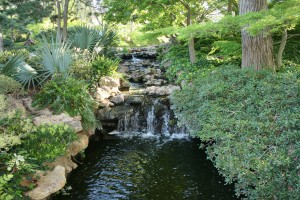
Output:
(52, 132), (238, 200)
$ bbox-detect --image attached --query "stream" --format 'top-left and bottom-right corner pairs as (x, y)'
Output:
(52, 133), (238, 200)
(52, 47), (238, 200)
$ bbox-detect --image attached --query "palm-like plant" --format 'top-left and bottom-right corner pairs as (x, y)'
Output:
(70, 25), (116, 53)
(0, 52), (38, 88)
(38, 36), (73, 84)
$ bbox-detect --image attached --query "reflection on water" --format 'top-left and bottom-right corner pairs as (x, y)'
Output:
(52, 134), (238, 200)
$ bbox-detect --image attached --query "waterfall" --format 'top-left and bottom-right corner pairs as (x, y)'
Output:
(162, 108), (170, 136)
(132, 54), (142, 63)
(131, 111), (140, 132)
(146, 99), (158, 134)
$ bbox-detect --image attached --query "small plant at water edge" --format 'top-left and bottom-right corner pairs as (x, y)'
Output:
(20, 124), (78, 164)
(32, 77), (97, 130)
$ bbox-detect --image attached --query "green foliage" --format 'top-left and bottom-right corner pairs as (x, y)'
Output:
(21, 124), (77, 164)
(70, 50), (93, 83)
(91, 56), (119, 82)
(0, 75), (25, 96)
(0, 174), (13, 200)
(208, 40), (241, 65)
(38, 37), (73, 84)
(162, 44), (216, 84)
(32, 77), (97, 130)
(0, 51), (39, 88)
(69, 25), (117, 53)
(171, 66), (300, 199)
(0, 111), (34, 152)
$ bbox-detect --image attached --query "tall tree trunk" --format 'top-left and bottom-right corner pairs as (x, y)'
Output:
(63, 0), (70, 41)
(239, 0), (275, 70)
(186, 4), (196, 64)
(56, 0), (62, 41)
(276, 29), (287, 70)
(228, 0), (233, 14)
(0, 33), (3, 51)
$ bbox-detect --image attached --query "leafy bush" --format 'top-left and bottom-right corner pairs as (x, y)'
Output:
(171, 66), (300, 199)
(0, 174), (14, 200)
(70, 49), (93, 84)
(0, 75), (25, 96)
(208, 40), (242, 65)
(32, 77), (97, 130)
(0, 110), (79, 199)
(91, 56), (119, 83)
(20, 124), (77, 164)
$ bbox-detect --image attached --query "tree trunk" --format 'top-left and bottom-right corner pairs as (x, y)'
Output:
(56, 0), (62, 41)
(228, 0), (233, 14)
(239, 0), (275, 70)
(276, 29), (287, 70)
(0, 33), (3, 51)
(186, 4), (196, 64)
(63, 0), (70, 41)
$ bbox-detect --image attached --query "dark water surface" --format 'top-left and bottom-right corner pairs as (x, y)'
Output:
(52, 133), (238, 200)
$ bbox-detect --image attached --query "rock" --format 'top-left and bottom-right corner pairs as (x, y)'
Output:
(119, 79), (130, 90)
(143, 68), (151, 74)
(101, 86), (111, 92)
(143, 74), (153, 82)
(94, 88), (111, 101)
(33, 113), (83, 132)
(25, 166), (66, 200)
(145, 79), (166, 86)
(125, 96), (143, 105)
(21, 97), (52, 115)
(99, 99), (114, 108)
(144, 85), (180, 96)
(46, 156), (77, 174)
(97, 106), (134, 121)
(99, 76), (120, 88)
(67, 133), (89, 157)
(109, 94), (124, 105)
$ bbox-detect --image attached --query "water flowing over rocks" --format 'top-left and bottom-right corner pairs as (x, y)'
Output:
(95, 46), (183, 136)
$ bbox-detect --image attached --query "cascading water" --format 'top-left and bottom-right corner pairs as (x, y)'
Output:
(162, 108), (170, 136)
(146, 99), (158, 134)
(52, 47), (239, 200)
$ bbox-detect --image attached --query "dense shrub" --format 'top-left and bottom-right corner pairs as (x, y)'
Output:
(0, 112), (78, 199)
(32, 77), (97, 130)
(92, 56), (119, 76)
(20, 124), (77, 164)
(70, 50), (93, 84)
(171, 66), (300, 199)
(91, 56), (119, 83)
(0, 75), (25, 96)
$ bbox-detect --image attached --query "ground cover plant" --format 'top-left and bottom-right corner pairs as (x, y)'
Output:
(171, 66), (300, 199)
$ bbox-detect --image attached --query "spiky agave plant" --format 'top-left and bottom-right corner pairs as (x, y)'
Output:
(0, 52), (38, 88)
(38, 36), (73, 84)
(70, 25), (116, 54)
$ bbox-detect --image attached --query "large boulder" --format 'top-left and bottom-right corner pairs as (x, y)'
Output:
(25, 166), (66, 200)
(99, 76), (120, 88)
(21, 97), (52, 116)
(109, 94), (125, 105)
(94, 88), (111, 101)
(144, 85), (180, 96)
(125, 95), (143, 105)
(97, 106), (134, 121)
(33, 113), (82, 132)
